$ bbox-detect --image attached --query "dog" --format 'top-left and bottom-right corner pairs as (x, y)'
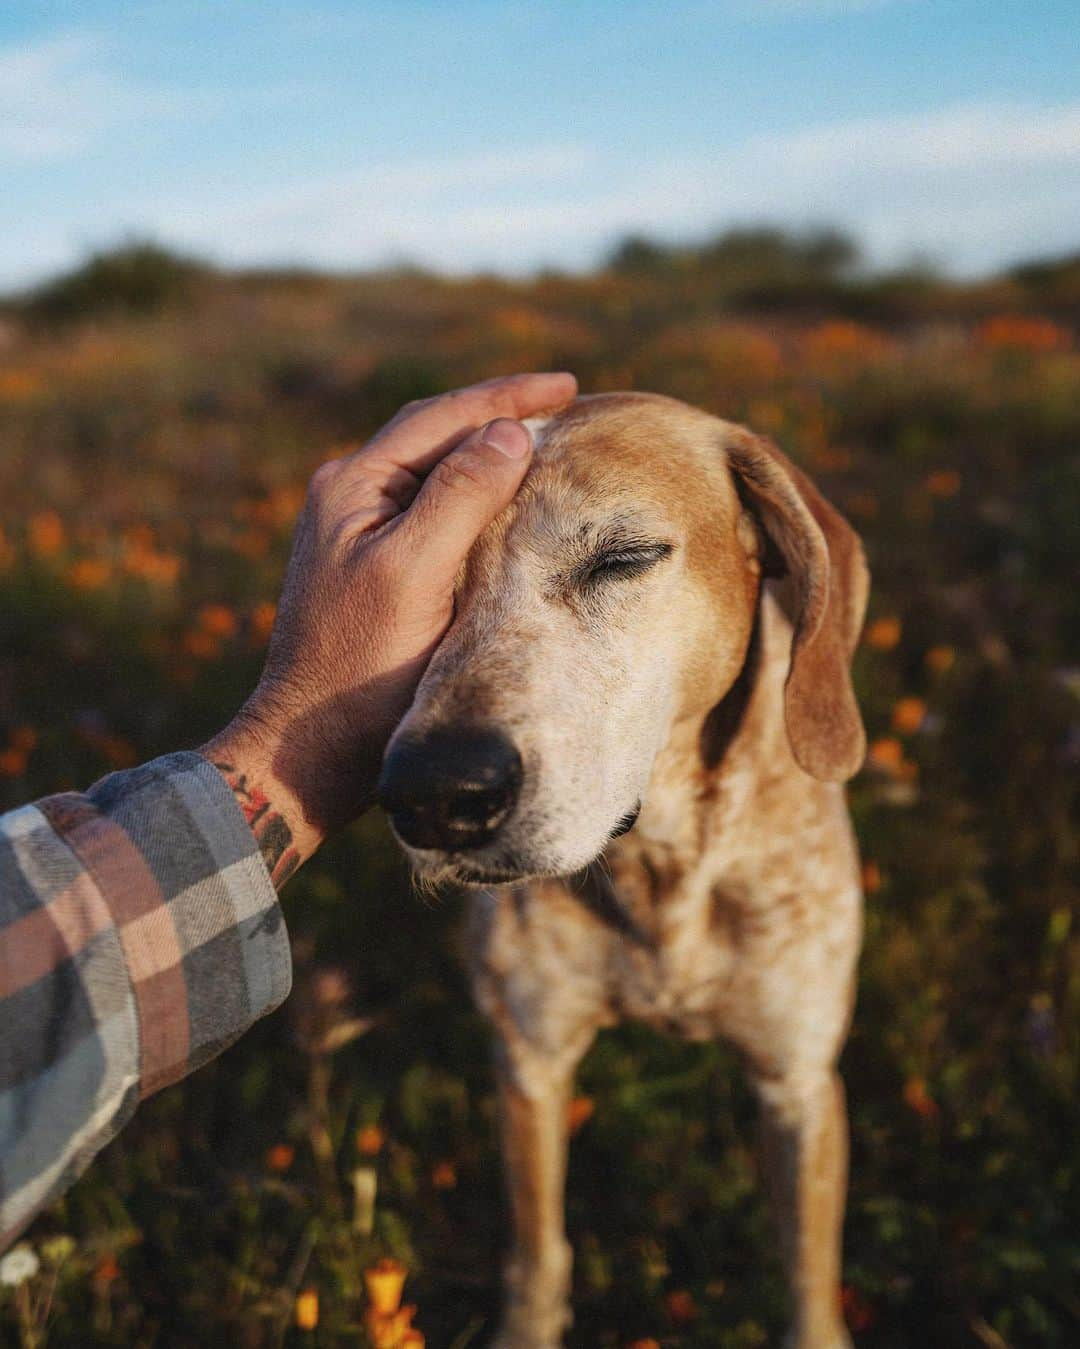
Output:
(378, 392), (870, 1349)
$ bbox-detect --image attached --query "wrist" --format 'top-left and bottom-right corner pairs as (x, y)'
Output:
(202, 715), (323, 886)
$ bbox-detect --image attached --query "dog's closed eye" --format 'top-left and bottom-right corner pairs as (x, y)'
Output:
(577, 540), (673, 590)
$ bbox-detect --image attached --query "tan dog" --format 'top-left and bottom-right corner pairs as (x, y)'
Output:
(378, 393), (870, 1349)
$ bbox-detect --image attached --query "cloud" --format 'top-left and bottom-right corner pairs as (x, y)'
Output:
(4, 98), (1078, 286)
(135, 99), (1078, 277)
(0, 30), (224, 162)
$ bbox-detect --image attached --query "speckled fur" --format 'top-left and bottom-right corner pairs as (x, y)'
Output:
(385, 394), (869, 1349)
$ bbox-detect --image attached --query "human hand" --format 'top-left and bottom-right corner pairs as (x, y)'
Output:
(202, 372), (577, 884)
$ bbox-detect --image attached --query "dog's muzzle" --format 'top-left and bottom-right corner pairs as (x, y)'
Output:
(378, 727), (523, 853)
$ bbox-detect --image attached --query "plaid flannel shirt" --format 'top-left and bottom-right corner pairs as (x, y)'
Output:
(0, 752), (292, 1250)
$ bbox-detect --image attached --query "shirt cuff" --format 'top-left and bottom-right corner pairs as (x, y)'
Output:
(39, 752), (292, 1099)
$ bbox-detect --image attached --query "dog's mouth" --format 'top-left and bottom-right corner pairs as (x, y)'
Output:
(396, 798), (643, 889)
(609, 801), (641, 838)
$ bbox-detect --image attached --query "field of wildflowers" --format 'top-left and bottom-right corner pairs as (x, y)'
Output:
(0, 238), (1077, 1347)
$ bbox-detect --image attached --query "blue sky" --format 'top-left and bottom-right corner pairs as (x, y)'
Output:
(2, 0), (1079, 289)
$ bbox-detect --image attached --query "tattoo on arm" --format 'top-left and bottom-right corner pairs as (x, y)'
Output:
(213, 761), (301, 888)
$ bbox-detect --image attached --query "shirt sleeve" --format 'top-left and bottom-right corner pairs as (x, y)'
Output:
(0, 751), (292, 1249)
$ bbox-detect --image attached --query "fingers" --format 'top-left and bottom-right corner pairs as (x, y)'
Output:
(360, 371), (576, 474)
(393, 417), (533, 580)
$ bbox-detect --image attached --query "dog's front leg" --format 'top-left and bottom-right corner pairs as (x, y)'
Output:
(754, 1069), (853, 1349)
(491, 1033), (594, 1349)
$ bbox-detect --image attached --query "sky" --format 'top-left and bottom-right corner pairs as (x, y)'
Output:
(2, 0), (1079, 290)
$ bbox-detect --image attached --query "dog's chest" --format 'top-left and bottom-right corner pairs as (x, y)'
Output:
(602, 859), (744, 1041)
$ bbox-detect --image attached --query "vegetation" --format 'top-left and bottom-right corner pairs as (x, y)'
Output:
(0, 234), (1077, 1347)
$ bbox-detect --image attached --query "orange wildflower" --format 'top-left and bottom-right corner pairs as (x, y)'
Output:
(0, 369), (41, 402)
(365, 1259), (407, 1317)
(198, 604), (238, 639)
(627, 1341), (661, 1349)
(841, 1283), (875, 1332)
(891, 697), (927, 735)
(812, 446), (853, 473)
(10, 727), (37, 753)
(234, 528), (270, 559)
(861, 860), (882, 895)
(123, 542), (182, 586)
(102, 736), (137, 769)
(431, 1161), (457, 1190)
(925, 645), (955, 674)
(977, 315), (1071, 353)
(66, 558), (112, 591)
(567, 1097), (595, 1134)
(665, 1289), (698, 1324)
(294, 1287), (319, 1330)
(124, 524), (156, 552)
(403, 1332), (426, 1347)
(802, 320), (892, 368)
(868, 737), (904, 771)
(903, 1075), (939, 1119)
(0, 748), (27, 777)
(265, 1143), (294, 1172)
(250, 601), (277, 644)
(28, 511), (65, 559)
(182, 631), (221, 661)
(356, 1124), (385, 1155)
(93, 1254), (120, 1286)
(845, 490), (880, 520)
(864, 616), (901, 651)
(925, 469), (961, 498)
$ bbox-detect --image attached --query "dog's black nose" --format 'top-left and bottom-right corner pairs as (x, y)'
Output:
(378, 728), (523, 851)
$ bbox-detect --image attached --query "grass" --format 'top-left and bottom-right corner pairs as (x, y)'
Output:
(0, 239), (1077, 1347)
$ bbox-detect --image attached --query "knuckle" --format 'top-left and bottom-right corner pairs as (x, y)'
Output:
(431, 451), (489, 494)
(308, 459), (340, 497)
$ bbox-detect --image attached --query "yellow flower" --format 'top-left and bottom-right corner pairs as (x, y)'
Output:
(365, 1259), (407, 1317)
(294, 1287), (319, 1330)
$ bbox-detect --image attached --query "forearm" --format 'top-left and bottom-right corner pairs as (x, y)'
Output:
(0, 753), (291, 1250)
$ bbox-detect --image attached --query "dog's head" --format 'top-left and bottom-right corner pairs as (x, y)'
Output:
(378, 393), (868, 885)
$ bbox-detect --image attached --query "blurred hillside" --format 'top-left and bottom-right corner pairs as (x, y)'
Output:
(0, 231), (1077, 1349)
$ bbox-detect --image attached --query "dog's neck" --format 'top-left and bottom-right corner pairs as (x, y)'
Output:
(605, 586), (805, 890)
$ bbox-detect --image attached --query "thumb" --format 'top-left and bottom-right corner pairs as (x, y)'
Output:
(396, 417), (533, 577)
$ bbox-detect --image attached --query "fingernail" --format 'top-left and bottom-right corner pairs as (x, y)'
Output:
(480, 418), (531, 459)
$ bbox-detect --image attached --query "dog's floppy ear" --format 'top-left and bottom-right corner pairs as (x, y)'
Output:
(726, 429), (870, 782)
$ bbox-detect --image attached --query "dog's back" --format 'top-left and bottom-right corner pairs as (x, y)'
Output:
(379, 394), (868, 1348)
